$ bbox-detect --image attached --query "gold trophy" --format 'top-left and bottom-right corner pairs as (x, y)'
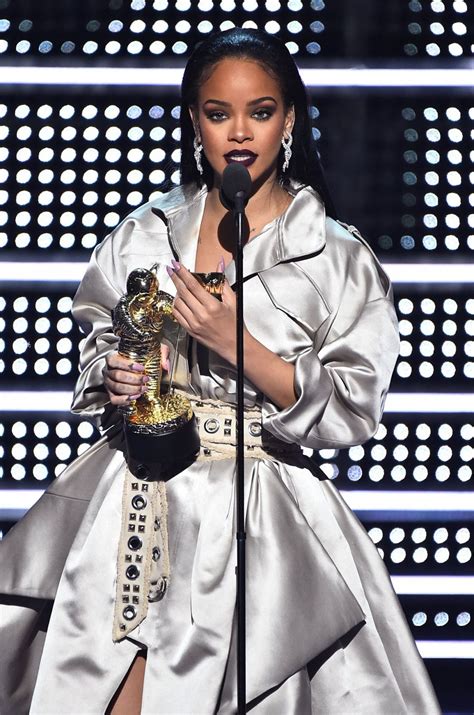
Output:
(112, 265), (200, 480)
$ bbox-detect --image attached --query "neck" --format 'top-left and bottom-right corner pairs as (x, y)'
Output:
(206, 174), (291, 224)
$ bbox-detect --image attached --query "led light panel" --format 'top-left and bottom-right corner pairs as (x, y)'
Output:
(1, 286), (473, 389)
(401, 594), (474, 640)
(0, 1), (470, 61)
(393, 291), (474, 387)
(366, 521), (473, 574)
(0, 414), (98, 485)
(0, 93), (472, 257)
(1, 410), (471, 491)
(317, 413), (473, 490)
(0, 289), (81, 387)
(405, 0), (471, 59)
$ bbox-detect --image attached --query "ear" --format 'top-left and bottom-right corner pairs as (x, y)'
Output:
(188, 107), (200, 139)
(284, 104), (295, 137)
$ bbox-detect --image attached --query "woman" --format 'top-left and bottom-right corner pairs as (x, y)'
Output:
(0, 28), (440, 714)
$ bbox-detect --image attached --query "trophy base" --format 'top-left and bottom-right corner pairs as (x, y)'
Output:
(127, 391), (193, 428)
(124, 414), (200, 482)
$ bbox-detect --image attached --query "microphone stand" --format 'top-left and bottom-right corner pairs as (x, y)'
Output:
(234, 190), (247, 715)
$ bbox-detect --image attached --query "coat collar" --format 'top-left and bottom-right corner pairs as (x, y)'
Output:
(151, 182), (326, 284)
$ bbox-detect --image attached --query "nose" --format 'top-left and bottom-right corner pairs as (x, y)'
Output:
(228, 114), (253, 144)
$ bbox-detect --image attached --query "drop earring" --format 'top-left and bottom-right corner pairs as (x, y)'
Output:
(281, 133), (293, 173)
(193, 136), (203, 175)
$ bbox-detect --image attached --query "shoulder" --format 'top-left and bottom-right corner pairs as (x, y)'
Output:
(325, 216), (372, 256)
(79, 185), (194, 295)
(323, 216), (392, 300)
(100, 185), (194, 243)
(94, 184), (200, 263)
(277, 209), (393, 320)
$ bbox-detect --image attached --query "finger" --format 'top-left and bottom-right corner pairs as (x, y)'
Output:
(103, 370), (148, 392)
(108, 391), (143, 406)
(172, 296), (196, 331)
(107, 352), (145, 373)
(216, 256), (225, 272)
(104, 376), (146, 403)
(104, 368), (148, 387)
(172, 284), (209, 323)
(169, 262), (210, 306)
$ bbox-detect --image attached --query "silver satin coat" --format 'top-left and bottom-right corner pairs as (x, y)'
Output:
(0, 184), (440, 714)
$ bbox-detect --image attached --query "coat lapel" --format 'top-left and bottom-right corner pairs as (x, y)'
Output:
(151, 185), (207, 273)
(151, 183), (327, 284)
(225, 185), (327, 285)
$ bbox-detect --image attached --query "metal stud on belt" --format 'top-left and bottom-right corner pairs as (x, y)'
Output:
(203, 417), (219, 434)
(112, 469), (170, 642)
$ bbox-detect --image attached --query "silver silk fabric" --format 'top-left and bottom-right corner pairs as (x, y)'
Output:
(0, 184), (440, 714)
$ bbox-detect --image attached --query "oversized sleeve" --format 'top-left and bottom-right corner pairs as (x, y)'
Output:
(70, 236), (124, 431)
(261, 244), (400, 451)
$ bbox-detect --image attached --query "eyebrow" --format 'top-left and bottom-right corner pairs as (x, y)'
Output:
(203, 96), (277, 107)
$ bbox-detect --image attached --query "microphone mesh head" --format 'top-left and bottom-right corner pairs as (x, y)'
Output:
(221, 163), (252, 207)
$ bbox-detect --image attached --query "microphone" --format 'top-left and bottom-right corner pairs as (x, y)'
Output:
(219, 163), (252, 213)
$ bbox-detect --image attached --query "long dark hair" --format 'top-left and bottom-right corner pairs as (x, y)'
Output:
(179, 27), (336, 218)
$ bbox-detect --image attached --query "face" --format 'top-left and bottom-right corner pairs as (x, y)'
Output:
(190, 58), (294, 187)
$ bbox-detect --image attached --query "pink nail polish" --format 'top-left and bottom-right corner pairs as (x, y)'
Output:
(218, 256), (225, 272)
(166, 265), (175, 277)
(171, 258), (181, 271)
(131, 363), (145, 372)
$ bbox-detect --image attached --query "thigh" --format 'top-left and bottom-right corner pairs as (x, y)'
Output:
(106, 651), (147, 715)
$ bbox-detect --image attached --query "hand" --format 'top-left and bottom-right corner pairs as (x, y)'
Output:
(102, 345), (170, 406)
(167, 259), (238, 365)
(167, 259), (297, 409)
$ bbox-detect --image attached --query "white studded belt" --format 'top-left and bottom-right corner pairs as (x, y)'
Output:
(112, 393), (298, 641)
(113, 470), (170, 641)
(186, 393), (300, 461)
(191, 396), (265, 459)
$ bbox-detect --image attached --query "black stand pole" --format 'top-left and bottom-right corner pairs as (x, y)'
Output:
(234, 192), (246, 715)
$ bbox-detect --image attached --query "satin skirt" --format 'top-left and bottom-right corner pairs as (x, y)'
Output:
(23, 451), (439, 714)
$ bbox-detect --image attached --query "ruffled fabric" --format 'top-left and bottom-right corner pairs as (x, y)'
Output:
(28, 446), (439, 714)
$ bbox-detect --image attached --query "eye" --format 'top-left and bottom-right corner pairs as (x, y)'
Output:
(252, 108), (273, 121)
(206, 110), (227, 122)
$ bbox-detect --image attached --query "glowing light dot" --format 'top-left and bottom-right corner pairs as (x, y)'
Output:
(390, 528), (405, 544)
(412, 528), (427, 543)
(391, 548), (406, 563)
(412, 612), (427, 626)
(368, 528), (383, 544)
(434, 612), (449, 626)
(457, 548), (471, 564)
(413, 547), (428, 563)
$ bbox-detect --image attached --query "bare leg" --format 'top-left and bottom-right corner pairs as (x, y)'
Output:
(106, 651), (147, 715)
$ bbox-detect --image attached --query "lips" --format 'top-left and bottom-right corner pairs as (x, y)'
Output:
(224, 150), (257, 167)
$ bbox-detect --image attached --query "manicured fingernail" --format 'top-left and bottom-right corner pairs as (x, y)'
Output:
(171, 258), (181, 271)
(162, 358), (170, 371)
(218, 256), (225, 272)
(142, 375), (150, 384)
(128, 393), (141, 401)
(131, 363), (145, 372)
(166, 265), (175, 277)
